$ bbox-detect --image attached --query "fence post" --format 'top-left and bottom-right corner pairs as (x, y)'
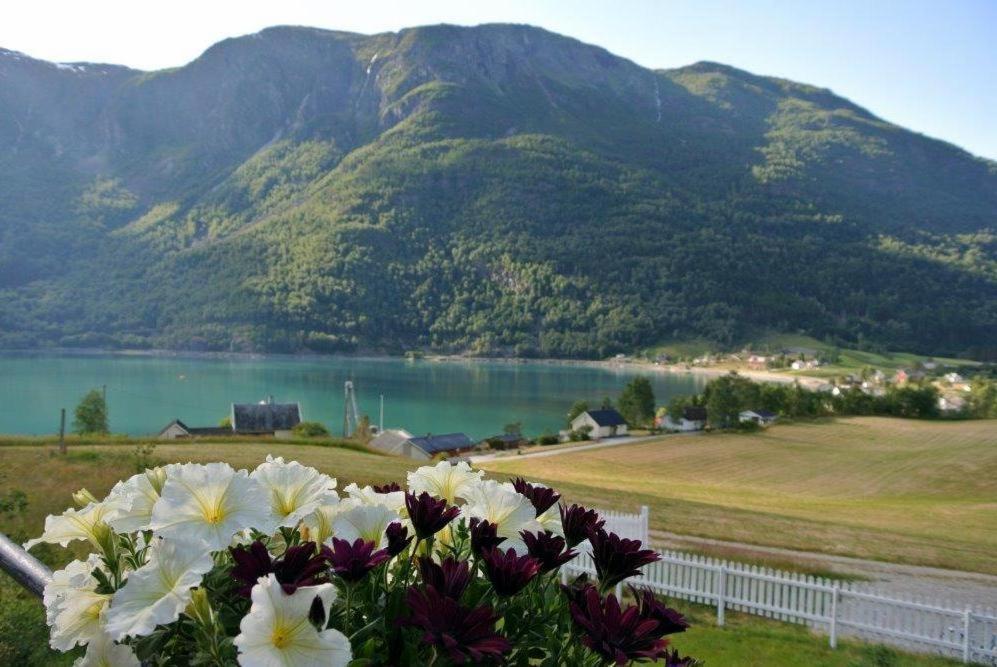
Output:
(962, 609), (971, 663)
(829, 583), (839, 649)
(717, 566), (727, 626)
(639, 505), (649, 544)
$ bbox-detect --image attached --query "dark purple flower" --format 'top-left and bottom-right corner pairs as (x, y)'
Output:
(521, 530), (577, 574)
(323, 538), (390, 583)
(630, 586), (689, 636)
(569, 585), (674, 665)
(481, 547), (541, 596)
(469, 517), (506, 557)
(418, 556), (471, 600)
(229, 541), (327, 597)
(588, 527), (659, 591)
(405, 492), (460, 539)
(373, 481), (402, 493)
(398, 586), (510, 664)
(661, 647), (701, 666)
(559, 503), (605, 549)
(511, 477), (561, 516)
(385, 521), (413, 557)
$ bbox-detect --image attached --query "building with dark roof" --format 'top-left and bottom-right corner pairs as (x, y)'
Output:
(368, 429), (475, 460)
(739, 409), (778, 426)
(570, 408), (629, 439)
(231, 400), (302, 435)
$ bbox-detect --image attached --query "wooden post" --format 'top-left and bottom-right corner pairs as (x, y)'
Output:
(962, 609), (971, 663)
(717, 566), (727, 626)
(58, 408), (66, 454)
(829, 584), (839, 648)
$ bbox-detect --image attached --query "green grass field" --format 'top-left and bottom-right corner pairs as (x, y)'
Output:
(482, 417), (997, 574)
(0, 425), (985, 665)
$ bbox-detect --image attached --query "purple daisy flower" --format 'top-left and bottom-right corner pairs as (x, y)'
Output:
(418, 556), (471, 600)
(405, 491), (461, 539)
(588, 527), (660, 591)
(521, 529), (577, 574)
(481, 547), (541, 596)
(511, 477), (561, 516)
(398, 586), (510, 664)
(559, 503), (605, 549)
(323, 537), (390, 583)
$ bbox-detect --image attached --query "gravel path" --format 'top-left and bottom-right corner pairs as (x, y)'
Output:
(651, 529), (997, 608)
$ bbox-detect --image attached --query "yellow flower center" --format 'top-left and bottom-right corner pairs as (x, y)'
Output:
(271, 624), (293, 649)
(202, 503), (226, 525)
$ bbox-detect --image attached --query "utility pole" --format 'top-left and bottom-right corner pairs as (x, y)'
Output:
(379, 394), (384, 433)
(58, 409), (66, 455)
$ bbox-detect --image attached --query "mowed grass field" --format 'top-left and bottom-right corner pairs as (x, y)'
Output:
(481, 417), (997, 574)
(0, 440), (416, 539)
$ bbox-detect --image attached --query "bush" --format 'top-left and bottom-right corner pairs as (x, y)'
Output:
(536, 433), (560, 446)
(292, 421), (330, 437)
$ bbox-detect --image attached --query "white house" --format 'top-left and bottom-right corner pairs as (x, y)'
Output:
(739, 410), (778, 426)
(663, 406), (707, 432)
(570, 409), (628, 439)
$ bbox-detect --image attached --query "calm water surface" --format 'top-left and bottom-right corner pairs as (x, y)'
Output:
(0, 353), (706, 438)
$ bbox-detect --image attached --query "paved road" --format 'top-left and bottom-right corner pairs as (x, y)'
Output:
(651, 530), (997, 607)
(469, 432), (697, 464)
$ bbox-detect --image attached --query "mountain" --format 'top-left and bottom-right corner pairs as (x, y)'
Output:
(1, 24), (995, 358)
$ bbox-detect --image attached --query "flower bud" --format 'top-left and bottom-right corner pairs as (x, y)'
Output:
(90, 521), (116, 556)
(72, 488), (99, 507)
(186, 587), (215, 628)
(144, 467), (168, 495)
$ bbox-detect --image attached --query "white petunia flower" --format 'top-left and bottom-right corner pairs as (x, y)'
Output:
(301, 498), (353, 546)
(536, 506), (564, 537)
(25, 498), (123, 551)
(49, 587), (112, 651)
(45, 555), (111, 651)
(464, 480), (541, 554)
(104, 537), (213, 640)
(235, 574), (350, 667)
(407, 461), (483, 504)
(331, 504), (400, 548)
(251, 455), (339, 528)
(343, 482), (405, 514)
(105, 467), (170, 533)
(150, 462), (274, 550)
(73, 630), (140, 667)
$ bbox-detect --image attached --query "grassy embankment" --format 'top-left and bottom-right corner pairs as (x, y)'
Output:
(482, 417), (997, 575)
(0, 426), (982, 665)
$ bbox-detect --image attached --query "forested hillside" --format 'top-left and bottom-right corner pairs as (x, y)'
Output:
(1, 25), (995, 358)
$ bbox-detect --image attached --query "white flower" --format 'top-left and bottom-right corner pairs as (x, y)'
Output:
(73, 630), (140, 667)
(45, 556), (111, 651)
(332, 504), (400, 548)
(537, 506), (564, 537)
(25, 499), (123, 551)
(150, 462), (274, 550)
(234, 574), (351, 667)
(343, 482), (405, 513)
(301, 499), (353, 546)
(104, 537), (213, 640)
(464, 480), (541, 554)
(105, 467), (169, 533)
(407, 461), (483, 503)
(251, 456), (338, 528)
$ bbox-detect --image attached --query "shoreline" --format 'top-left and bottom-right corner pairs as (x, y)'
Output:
(0, 346), (825, 387)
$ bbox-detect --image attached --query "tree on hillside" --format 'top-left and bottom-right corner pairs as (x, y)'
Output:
(73, 389), (108, 435)
(566, 401), (589, 426)
(618, 377), (655, 426)
(600, 396), (615, 410)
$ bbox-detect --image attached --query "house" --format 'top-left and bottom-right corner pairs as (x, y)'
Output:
(157, 419), (232, 440)
(231, 399), (302, 436)
(482, 433), (528, 450)
(739, 410), (778, 426)
(944, 372), (964, 384)
(369, 429), (475, 460)
(570, 409), (628, 439)
(747, 355), (768, 370)
(938, 395), (967, 413)
(663, 406), (707, 432)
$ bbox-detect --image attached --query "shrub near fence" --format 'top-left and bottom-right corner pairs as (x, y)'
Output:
(564, 507), (997, 665)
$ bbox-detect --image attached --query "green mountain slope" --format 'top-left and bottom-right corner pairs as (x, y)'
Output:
(0, 25), (994, 358)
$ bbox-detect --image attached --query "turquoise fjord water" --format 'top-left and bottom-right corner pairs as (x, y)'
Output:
(0, 353), (707, 438)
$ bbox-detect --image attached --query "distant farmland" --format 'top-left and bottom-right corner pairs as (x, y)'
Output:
(481, 418), (997, 574)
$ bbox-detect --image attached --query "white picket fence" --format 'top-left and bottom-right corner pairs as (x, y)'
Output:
(564, 507), (997, 665)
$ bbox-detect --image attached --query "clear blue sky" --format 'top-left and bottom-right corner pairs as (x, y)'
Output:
(3, 0), (995, 159)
